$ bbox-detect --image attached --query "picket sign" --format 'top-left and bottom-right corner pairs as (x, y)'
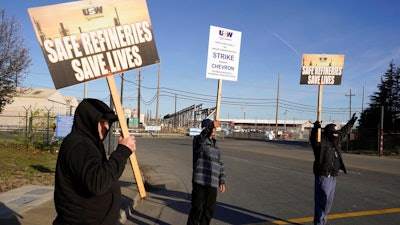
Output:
(107, 76), (147, 198)
(317, 84), (322, 142)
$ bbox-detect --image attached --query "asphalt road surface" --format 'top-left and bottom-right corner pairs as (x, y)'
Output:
(129, 136), (400, 225)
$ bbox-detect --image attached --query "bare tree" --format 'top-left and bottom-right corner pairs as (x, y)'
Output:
(0, 9), (31, 113)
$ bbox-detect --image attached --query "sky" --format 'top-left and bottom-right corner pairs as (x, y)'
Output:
(2, 0), (400, 123)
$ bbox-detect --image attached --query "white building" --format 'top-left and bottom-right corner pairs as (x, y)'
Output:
(0, 88), (79, 129)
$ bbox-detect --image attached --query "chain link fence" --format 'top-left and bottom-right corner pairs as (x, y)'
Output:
(0, 111), (59, 150)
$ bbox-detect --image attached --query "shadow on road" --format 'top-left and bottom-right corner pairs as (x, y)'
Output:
(129, 188), (303, 225)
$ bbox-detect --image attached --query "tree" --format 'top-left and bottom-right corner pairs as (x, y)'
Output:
(0, 9), (31, 113)
(358, 61), (400, 151)
(359, 61), (400, 130)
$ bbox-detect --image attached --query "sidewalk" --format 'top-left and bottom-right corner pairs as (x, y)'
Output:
(125, 165), (191, 225)
(0, 162), (140, 225)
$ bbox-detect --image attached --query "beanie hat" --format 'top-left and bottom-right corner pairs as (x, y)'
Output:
(201, 119), (213, 128)
(324, 123), (339, 134)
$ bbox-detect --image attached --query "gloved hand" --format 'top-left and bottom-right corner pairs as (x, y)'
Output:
(350, 113), (358, 124)
(313, 121), (321, 129)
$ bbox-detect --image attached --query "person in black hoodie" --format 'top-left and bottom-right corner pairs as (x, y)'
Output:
(309, 113), (357, 225)
(53, 98), (136, 225)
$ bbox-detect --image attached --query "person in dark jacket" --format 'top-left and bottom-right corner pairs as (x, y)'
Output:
(187, 119), (226, 225)
(309, 113), (357, 225)
(53, 98), (136, 225)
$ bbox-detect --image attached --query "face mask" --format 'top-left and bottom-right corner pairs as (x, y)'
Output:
(99, 119), (110, 140)
(101, 129), (109, 140)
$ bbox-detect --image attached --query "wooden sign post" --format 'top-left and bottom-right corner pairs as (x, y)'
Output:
(107, 76), (147, 198)
(317, 84), (323, 142)
(300, 54), (345, 142)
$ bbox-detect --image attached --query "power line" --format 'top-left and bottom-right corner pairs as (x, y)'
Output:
(119, 76), (363, 117)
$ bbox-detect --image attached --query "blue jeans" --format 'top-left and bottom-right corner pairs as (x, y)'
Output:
(314, 175), (336, 225)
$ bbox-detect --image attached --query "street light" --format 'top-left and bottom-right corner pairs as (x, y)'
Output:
(284, 110), (288, 133)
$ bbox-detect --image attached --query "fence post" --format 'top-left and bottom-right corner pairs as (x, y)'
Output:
(45, 107), (53, 145)
(23, 106), (30, 146)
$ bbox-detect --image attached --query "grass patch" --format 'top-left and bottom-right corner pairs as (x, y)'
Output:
(0, 139), (58, 193)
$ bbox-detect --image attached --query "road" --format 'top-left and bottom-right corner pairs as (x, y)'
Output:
(128, 136), (400, 225)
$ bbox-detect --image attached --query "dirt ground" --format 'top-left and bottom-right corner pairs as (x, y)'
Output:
(0, 172), (55, 193)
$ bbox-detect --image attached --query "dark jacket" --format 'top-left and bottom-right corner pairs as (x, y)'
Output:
(310, 119), (355, 177)
(53, 99), (131, 225)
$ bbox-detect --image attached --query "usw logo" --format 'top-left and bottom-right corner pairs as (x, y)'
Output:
(82, 6), (103, 16)
(219, 30), (233, 38)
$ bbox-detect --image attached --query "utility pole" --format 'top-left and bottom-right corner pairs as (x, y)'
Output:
(174, 94), (177, 128)
(284, 110), (288, 133)
(120, 73), (124, 105)
(84, 82), (88, 98)
(137, 71), (141, 126)
(155, 62), (160, 126)
(345, 88), (355, 119)
(345, 88), (355, 151)
(275, 74), (280, 139)
(362, 86), (365, 112)
(108, 97), (115, 155)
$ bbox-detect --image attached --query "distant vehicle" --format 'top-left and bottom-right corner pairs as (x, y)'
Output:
(188, 127), (202, 136)
(265, 130), (275, 140)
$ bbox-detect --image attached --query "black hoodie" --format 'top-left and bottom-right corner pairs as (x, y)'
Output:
(53, 99), (131, 225)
